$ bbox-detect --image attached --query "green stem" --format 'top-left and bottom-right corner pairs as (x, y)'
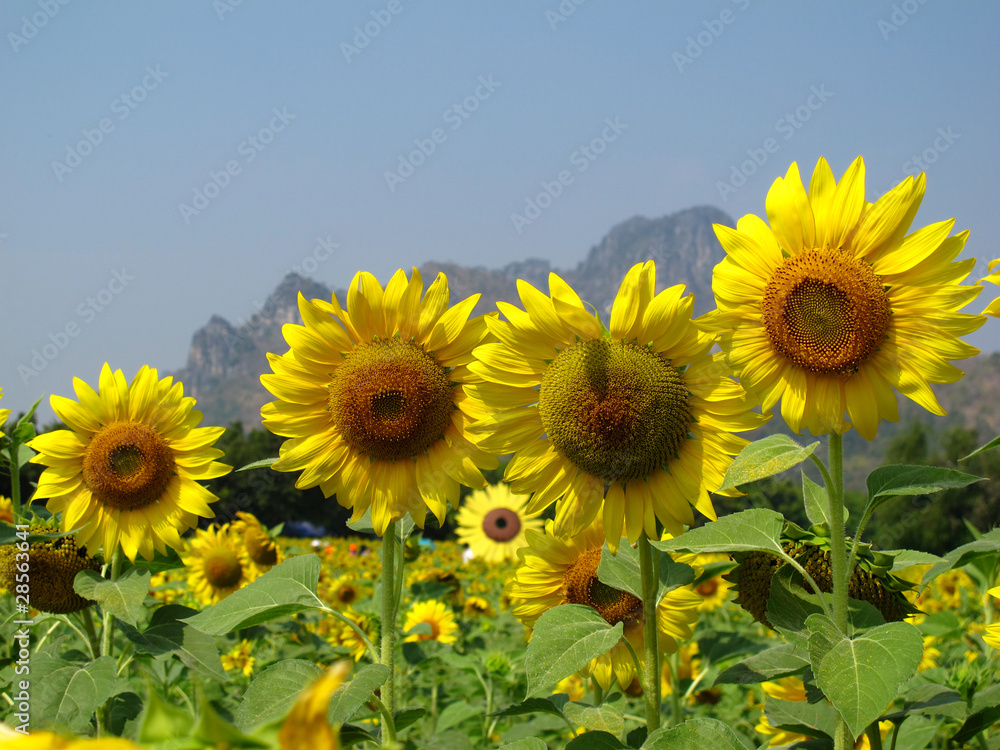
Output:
(78, 607), (101, 660)
(638, 532), (661, 733)
(321, 606), (380, 663)
(591, 677), (604, 707)
(827, 432), (851, 750)
(668, 650), (682, 727)
(97, 545), (125, 736)
(380, 521), (398, 747)
(976, 732), (990, 750)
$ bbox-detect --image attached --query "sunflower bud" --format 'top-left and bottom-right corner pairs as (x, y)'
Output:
(0, 526), (101, 614)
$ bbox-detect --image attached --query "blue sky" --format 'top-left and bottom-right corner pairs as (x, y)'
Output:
(2, 1), (998, 423)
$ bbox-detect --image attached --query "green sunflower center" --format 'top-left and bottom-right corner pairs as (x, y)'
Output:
(762, 248), (891, 376)
(82, 422), (176, 511)
(482, 507), (521, 542)
(203, 546), (244, 590)
(329, 338), (454, 462)
(563, 547), (643, 626)
(538, 338), (692, 482)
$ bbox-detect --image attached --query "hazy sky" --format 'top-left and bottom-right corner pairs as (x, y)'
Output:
(2, 1), (998, 424)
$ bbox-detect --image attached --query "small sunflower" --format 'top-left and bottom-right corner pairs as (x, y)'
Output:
(323, 574), (363, 609)
(507, 518), (701, 691)
(337, 607), (378, 661)
(182, 524), (254, 606)
(261, 268), (499, 536)
(455, 483), (542, 563)
(221, 638), (257, 677)
(463, 596), (496, 617)
(403, 599), (459, 645)
(233, 511), (283, 575)
(708, 156), (984, 440)
(469, 263), (764, 548)
(28, 364), (231, 561)
(0, 525), (101, 614)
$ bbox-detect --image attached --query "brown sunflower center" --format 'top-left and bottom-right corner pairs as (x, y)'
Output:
(696, 578), (719, 598)
(762, 248), (891, 376)
(82, 422), (176, 511)
(563, 547), (643, 626)
(538, 338), (692, 482)
(244, 527), (279, 567)
(482, 507), (521, 542)
(328, 338), (454, 462)
(203, 546), (243, 590)
(337, 584), (358, 605)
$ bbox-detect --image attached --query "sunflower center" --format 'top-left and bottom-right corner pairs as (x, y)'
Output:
(203, 546), (243, 589)
(696, 578), (719, 597)
(762, 248), (891, 376)
(244, 528), (279, 567)
(563, 547), (643, 626)
(539, 338), (692, 482)
(82, 422), (176, 511)
(328, 338), (454, 462)
(482, 507), (521, 542)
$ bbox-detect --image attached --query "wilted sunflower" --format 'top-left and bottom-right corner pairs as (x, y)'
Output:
(470, 262), (764, 547)
(455, 483), (542, 563)
(261, 268), (498, 536)
(182, 524), (254, 606)
(0, 525), (100, 614)
(507, 518), (701, 691)
(28, 364), (231, 561)
(403, 599), (459, 644)
(708, 156), (984, 440)
(233, 511), (283, 575)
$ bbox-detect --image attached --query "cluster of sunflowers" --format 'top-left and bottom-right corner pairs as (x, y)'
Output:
(2, 155), (1000, 749)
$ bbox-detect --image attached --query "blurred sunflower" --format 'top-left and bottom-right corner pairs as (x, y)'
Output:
(337, 607), (378, 661)
(28, 364), (231, 561)
(221, 638), (256, 677)
(261, 268), (498, 536)
(183, 524), (254, 606)
(470, 262), (764, 547)
(403, 599), (458, 644)
(455, 483), (541, 563)
(981, 259), (1000, 317)
(707, 156), (984, 440)
(279, 660), (352, 750)
(233, 511), (283, 576)
(985, 587), (1000, 650)
(507, 518), (701, 691)
(0, 387), (9, 428)
(463, 596), (496, 617)
(323, 574), (364, 609)
(0, 496), (12, 525)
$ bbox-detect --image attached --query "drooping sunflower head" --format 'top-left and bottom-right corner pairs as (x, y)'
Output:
(261, 269), (499, 536)
(233, 511), (283, 574)
(0, 525), (101, 614)
(182, 524), (254, 606)
(28, 364), (231, 561)
(455, 483), (542, 564)
(403, 599), (459, 644)
(470, 262), (765, 548)
(708, 156), (984, 440)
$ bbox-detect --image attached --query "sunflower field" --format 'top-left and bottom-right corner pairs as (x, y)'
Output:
(2, 157), (1000, 749)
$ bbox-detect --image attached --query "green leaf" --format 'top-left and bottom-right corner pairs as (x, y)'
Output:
(328, 663), (390, 726)
(952, 705), (1000, 746)
(524, 605), (624, 698)
(802, 471), (832, 527)
(884, 683), (966, 721)
(74, 567), (151, 627)
(597, 542), (694, 607)
(642, 717), (748, 748)
(435, 700), (481, 732)
(498, 740), (548, 750)
(652, 508), (785, 556)
(237, 457), (278, 472)
(132, 549), (186, 574)
(192, 691), (266, 748)
(961, 433), (1000, 460)
(564, 701), (624, 736)
(893, 715), (939, 750)
(423, 731), (475, 750)
(864, 464), (982, 521)
(394, 706), (428, 732)
(695, 631), (762, 664)
(30, 655), (118, 733)
(340, 723), (378, 747)
(491, 695), (569, 720)
(884, 549), (945, 573)
(182, 554), (324, 635)
(921, 528), (1000, 585)
(234, 659), (323, 732)
(121, 604), (226, 680)
(565, 731), (627, 749)
(138, 681), (195, 743)
(764, 698), (838, 740)
(718, 434), (819, 490)
(714, 643), (809, 685)
(806, 614), (923, 738)
(0, 525), (80, 546)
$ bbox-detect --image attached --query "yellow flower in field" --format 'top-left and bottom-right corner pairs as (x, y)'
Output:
(182, 524), (254, 605)
(233, 511), (283, 575)
(403, 599), (459, 644)
(261, 268), (498, 536)
(0, 387), (10, 428)
(455, 483), (542, 563)
(336, 607), (378, 661)
(463, 596), (496, 617)
(762, 676), (807, 702)
(985, 587), (1000, 650)
(708, 156), (984, 440)
(555, 674), (586, 701)
(919, 636), (941, 671)
(28, 364), (231, 561)
(507, 518), (701, 691)
(0, 496), (12, 525)
(470, 263), (764, 547)
(221, 638), (257, 677)
(323, 574), (364, 609)
(661, 642), (701, 696)
(693, 569), (731, 613)
(754, 714), (810, 748)
(279, 661), (352, 750)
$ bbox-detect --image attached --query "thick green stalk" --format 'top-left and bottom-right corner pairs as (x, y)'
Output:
(668, 651), (682, 727)
(827, 432), (851, 750)
(97, 545), (125, 736)
(638, 532), (661, 732)
(380, 521), (398, 747)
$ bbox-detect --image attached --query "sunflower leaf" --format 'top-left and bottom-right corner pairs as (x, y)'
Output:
(566, 731), (627, 749)
(717, 434), (819, 490)
(234, 660), (323, 732)
(652, 508), (785, 556)
(236, 457), (278, 472)
(120, 604), (226, 681)
(328, 663), (391, 726)
(74, 567), (151, 627)
(714, 643), (810, 685)
(961, 433), (1000, 461)
(29, 655), (118, 733)
(802, 471), (846, 527)
(524, 604), (624, 698)
(642, 718), (747, 749)
(764, 697), (838, 740)
(181, 554), (324, 635)
(564, 702), (624, 736)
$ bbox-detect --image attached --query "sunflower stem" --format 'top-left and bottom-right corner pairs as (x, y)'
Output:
(8, 430), (24, 524)
(827, 432), (851, 750)
(380, 521), (398, 747)
(97, 544), (125, 737)
(591, 677), (604, 707)
(638, 532), (662, 733)
(79, 607), (101, 660)
(668, 650), (683, 727)
(865, 721), (884, 750)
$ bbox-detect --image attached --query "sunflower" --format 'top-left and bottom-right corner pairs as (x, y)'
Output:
(463, 596), (496, 617)
(507, 518), (701, 691)
(403, 599), (459, 644)
(336, 607), (378, 661)
(469, 262), (763, 547)
(985, 588), (1000, 650)
(0, 496), (12, 525)
(707, 156), (984, 440)
(455, 483), (542, 563)
(261, 268), (498, 536)
(28, 364), (231, 561)
(0, 386), (10, 428)
(182, 524), (254, 606)
(233, 511), (283, 575)
(0, 525), (101, 614)
(981, 259), (1000, 317)
(221, 638), (257, 677)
